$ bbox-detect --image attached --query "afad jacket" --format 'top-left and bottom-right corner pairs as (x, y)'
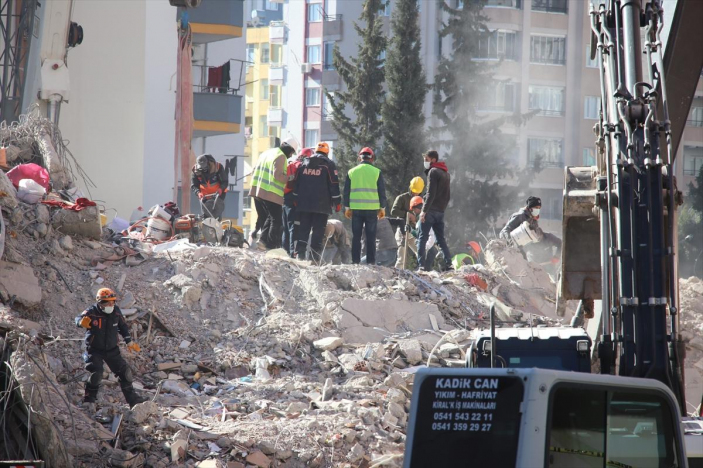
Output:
(75, 304), (133, 353)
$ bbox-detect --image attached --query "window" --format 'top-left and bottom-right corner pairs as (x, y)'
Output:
(246, 44), (256, 67)
(528, 137), (563, 167)
(548, 386), (681, 468)
(270, 85), (280, 107)
(324, 41), (335, 70)
(306, 87), (321, 107)
(243, 195), (252, 210)
(485, 0), (521, 7)
(683, 146), (703, 176)
(259, 116), (268, 137)
(583, 148), (596, 166)
(584, 96), (601, 120)
(688, 106), (703, 127)
(260, 43), (270, 64)
(324, 93), (334, 120)
(380, 0), (391, 16)
(305, 129), (319, 147)
(265, 0), (279, 10)
(532, 0), (567, 13)
(476, 30), (518, 60)
(260, 79), (269, 100)
(271, 44), (282, 66)
(377, 50), (386, 63)
(528, 86), (564, 116)
(478, 82), (516, 112)
(307, 45), (321, 64)
(530, 35), (566, 65)
(307, 3), (322, 22)
(586, 45), (599, 68)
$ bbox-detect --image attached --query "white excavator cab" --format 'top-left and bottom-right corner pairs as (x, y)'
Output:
(403, 368), (689, 467)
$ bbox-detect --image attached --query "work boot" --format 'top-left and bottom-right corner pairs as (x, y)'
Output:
(126, 393), (148, 409)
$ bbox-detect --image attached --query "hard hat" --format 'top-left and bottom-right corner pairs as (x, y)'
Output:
(96, 288), (117, 302)
(316, 142), (330, 155)
(359, 147), (374, 159)
(409, 177), (424, 194)
(467, 241), (481, 254)
(196, 154), (210, 172)
(299, 147), (314, 158)
(410, 195), (423, 209)
(282, 136), (299, 153)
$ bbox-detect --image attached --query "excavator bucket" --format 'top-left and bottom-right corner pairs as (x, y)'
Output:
(556, 166), (601, 316)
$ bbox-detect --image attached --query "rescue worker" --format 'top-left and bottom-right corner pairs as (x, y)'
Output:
(250, 137), (298, 250)
(282, 147), (314, 256)
(499, 196), (542, 241)
(396, 196), (438, 270)
(343, 147), (387, 265)
(391, 176), (425, 234)
(451, 241), (483, 270)
(191, 154), (229, 220)
(76, 288), (145, 411)
(417, 150), (452, 271)
(321, 219), (352, 265)
(292, 142), (342, 262)
(499, 196), (562, 256)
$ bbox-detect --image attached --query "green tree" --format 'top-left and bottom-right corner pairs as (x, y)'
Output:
(433, 0), (532, 243)
(380, 0), (429, 198)
(326, 0), (386, 177)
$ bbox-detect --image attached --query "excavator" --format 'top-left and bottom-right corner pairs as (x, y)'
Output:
(404, 0), (703, 466)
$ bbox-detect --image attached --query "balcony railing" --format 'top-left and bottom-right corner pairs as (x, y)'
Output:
(532, 0), (567, 13)
(687, 119), (703, 127)
(529, 108), (565, 117)
(269, 21), (286, 43)
(530, 56), (566, 65)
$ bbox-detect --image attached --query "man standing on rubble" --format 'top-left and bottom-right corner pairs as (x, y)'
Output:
(417, 150), (452, 271)
(343, 147), (387, 265)
(282, 147), (314, 255)
(191, 154), (229, 220)
(250, 137), (298, 250)
(76, 288), (145, 411)
(499, 196), (562, 256)
(293, 142), (341, 262)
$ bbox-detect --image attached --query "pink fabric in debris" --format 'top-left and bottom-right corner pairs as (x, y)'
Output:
(7, 163), (50, 190)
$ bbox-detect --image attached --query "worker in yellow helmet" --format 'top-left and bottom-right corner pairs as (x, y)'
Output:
(391, 176), (425, 243)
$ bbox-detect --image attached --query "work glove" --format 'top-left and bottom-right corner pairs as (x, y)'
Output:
(197, 192), (204, 200)
(377, 208), (385, 220)
(344, 208), (352, 220)
(335, 204), (341, 213)
(127, 342), (141, 353)
(79, 316), (92, 329)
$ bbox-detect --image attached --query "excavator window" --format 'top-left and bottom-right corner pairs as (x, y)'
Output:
(547, 385), (681, 468)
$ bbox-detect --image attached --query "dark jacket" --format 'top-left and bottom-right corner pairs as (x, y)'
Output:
(76, 304), (132, 353)
(391, 192), (414, 220)
(423, 162), (450, 213)
(293, 155), (341, 214)
(499, 208), (536, 240)
(343, 162), (388, 210)
(191, 155), (229, 198)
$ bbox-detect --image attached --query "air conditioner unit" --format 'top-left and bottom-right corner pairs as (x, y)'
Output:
(301, 63), (313, 74)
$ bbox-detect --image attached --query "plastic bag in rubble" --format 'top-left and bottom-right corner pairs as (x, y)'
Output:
(17, 178), (46, 204)
(253, 356), (272, 381)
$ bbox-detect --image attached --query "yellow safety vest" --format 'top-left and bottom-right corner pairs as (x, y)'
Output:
(252, 148), (285, 197)
(348, 163), (381, 210)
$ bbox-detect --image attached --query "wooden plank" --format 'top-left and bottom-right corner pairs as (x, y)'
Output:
(157, 362), (182, 371)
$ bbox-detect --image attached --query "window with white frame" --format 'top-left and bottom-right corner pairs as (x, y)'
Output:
(532, 0), (567, 13)
(584, 96), (601, 119)
(307, 45), (321, 64)
(246, 44), (256, 68)
(528, 86), (565, 116)
(259, 116), (268, 137)
(380, 0), (391, 16)
(305, 129), (319, 147)
(324, 42), (335, 70)
(683, 146), (703, 176)
(260, 43), (270, 64)
(271, 44), (282, 66)
(270, 85), (280, 107)
(476, 30), (518, 60)
(586, 45), (598, 68)
(478, 82), (516, 112)
(307, 3), (322, 22)
(486, 0), (521, 8)
(306, 87), (321, 107)
(260, 79), (269, 100)
(583, 148), (596, 166)
(530, 35), (566, 65)
(688, 107), (703, 127)
(265, 0), (279, 11)
(324, 93), (334, 120)
(528, 137), (564, 167)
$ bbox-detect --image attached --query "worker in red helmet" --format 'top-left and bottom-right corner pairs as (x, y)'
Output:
(343, 147), (387, 265)
(75, 288), (146, 412)
(282, 147), (314, 255)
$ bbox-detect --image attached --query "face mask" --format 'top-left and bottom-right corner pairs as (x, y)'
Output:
(423, 161), (431, 169)
(531, 208), (541, 217)
(103, 305), (114, 314)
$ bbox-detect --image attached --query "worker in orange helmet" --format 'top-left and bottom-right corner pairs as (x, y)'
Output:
(282, 147), (314, 255)
(451, 241), (483, 270)
(76, 288), (145, 412)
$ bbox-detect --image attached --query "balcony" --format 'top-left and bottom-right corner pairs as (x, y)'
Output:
(323, 14), (343, 41)
(269, 21), (286, 44)
(269, 66), (284, 85)
(184, 0), (244, 44)
(532, 0), (567, 14)
(321, 120), (337, 141)
(193, 91), (242, 137)
(267, 107), (283, 127)
(322, 70), (341, 90)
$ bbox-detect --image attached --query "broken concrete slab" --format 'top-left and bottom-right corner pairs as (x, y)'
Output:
(246, 450), (271, 468)
(398, 339), (423, 365)
(51, 205), (102, 240)
(0, 261), (42, 307)
(313, 336), (343, 351)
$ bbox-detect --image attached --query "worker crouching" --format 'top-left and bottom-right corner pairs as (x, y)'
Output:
(191, 154), (229, 220)
(76, 288), (146, 410)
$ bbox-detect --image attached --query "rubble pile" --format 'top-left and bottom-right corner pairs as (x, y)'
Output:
(679, 277), (703, 412)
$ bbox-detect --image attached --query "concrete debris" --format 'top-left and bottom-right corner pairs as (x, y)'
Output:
(313, 336), (343, 351)
(0, 260), (42, 307)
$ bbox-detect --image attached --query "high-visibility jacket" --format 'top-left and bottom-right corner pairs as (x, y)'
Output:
(251, 148), (286, 198)
(347, 163), (381, 210)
